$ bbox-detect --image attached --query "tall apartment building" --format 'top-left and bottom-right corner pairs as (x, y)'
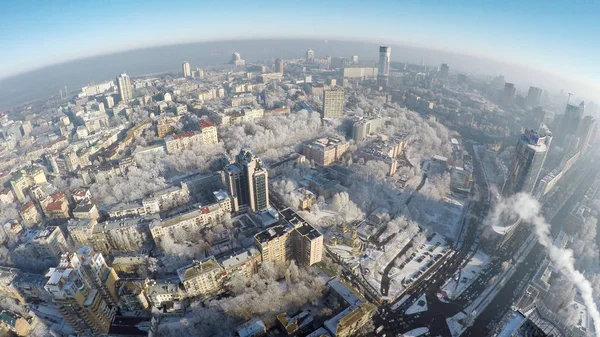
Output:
(377, 46), (391, 87)
(224, 148), (269, 212)
(182, 61), (191, 78)
(10, 165), (47, 202)
(254, 224), (294, 264)
(177, 257), (225, 297)
(116, 73), (133, 102)
(322, 88), (344, 118)
(67, 246), (120, 306)
(254, 214), (324, 266)
(303, 137), (350, 166)
(44, 257), (117, 336)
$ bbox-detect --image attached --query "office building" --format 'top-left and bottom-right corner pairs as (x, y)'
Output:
(322, 87), (344, 118)
(44, 255), (118, 336)
(224, 148), (269, 212)
(502, 82), (516, 105)
(502, 129), (551, 197)
(196, 67), (204, 78)
(306, 49), (315, 63)
(177, 257), (225, 297)
(275, 58), (284, 73)
(116, 73), (133, 102)
(352, 55), (359, 63)
(525, 86), (543, 108)
(182, 61), (191, 78)
(377, 46), (391, 86)
(439, 63), (449, 78)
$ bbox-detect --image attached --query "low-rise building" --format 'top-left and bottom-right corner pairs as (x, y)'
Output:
(67, 218), (98, 247)
(20, 201), (42, 227)
(111, 253), (149, 276)
(144, 279), (182, 308)
(303, 137), (349, 166)
(0, 310), (31, 336)
(72, 203), (100, 220)
(215, 106), (264, 125)
(31, 226), (70, 262)
(177, 257), (225, 297)
(149, 191), (231, 241)
(90, 215), (157, 254)
(0, 267), (25, 303)
(220, 248), (261, 278)
(41, 192), (70, 219)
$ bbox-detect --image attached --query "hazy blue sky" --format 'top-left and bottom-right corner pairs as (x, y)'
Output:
(1, 0), (598, 90)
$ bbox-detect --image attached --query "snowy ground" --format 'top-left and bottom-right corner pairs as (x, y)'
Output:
(409, 193), (466, 242)
(446, 312), (469, 337)
(387, 233), (450, 298)
(406, 294), (428, 315)
(439, 250), (491, 301)
(401, 327), (430, 337)
(328, 244), (361, 268)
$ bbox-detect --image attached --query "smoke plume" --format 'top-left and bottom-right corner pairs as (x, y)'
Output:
(491, 193), (600, 335)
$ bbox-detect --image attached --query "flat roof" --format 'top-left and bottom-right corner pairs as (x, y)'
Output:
(254, 223), (293, 244)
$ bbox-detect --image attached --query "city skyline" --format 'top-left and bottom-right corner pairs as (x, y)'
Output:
(1, 0), (600, 99)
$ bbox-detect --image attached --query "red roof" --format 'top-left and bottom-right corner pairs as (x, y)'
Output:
(22, 201), (35, 211)
(46, 201), (65, 211)
(51, 192), (65, 201)
(72, 188), (88, 197)
(173, 132), (196, 140)
(199, 120), (214, 128)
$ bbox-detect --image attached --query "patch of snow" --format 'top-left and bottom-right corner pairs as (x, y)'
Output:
(405, 294), (428, 315)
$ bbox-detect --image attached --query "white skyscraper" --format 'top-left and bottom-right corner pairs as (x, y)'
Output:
(182, 61), (191, 77)
(378, 46), (391, 87)
(116, 73), (133, 102)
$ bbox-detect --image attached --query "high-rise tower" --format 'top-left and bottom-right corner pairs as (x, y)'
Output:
(225, 148), (269, 212)
(377, 46), (391, 87)
(502, 129), (551, 197)
(275, 58), (284, 73)
(116, 73), (133, 102)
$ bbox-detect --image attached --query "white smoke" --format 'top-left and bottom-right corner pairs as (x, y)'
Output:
(491, 193), (600, 335)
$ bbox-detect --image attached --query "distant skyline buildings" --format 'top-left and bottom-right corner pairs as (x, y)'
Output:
(377, 46), (391, 87)
(182, 61), (191, 77)
(526, 86), (543, 107)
